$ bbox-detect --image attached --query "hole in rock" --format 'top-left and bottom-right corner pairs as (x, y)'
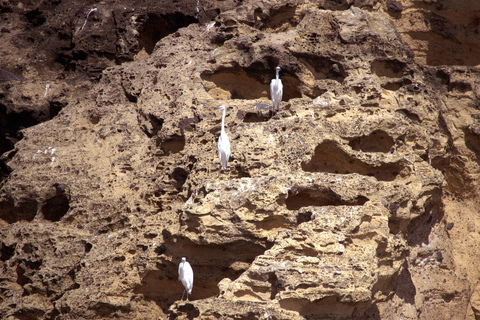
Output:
(395, 109), (421, 123)
(382, 82), (402, 91)
(178, 116), (199, 134)
(138, 13), (198, 55)
(171, 167), (188, 190)
(406, 191), (444, 247)
(263, 4), (298, 30)
(243, 111), (270, 123)
(0, 242), (15, 261)
(449, 81), (472, 93)
(297, 54), (347, 83)
(302, 140), (404, 181)
(135, 234), (270, 313)
(319, 1), (355, 10)
(0, 95), (65, 172)
(0, 105), (40, 154)
(0, 196), (38, 224)
(233, 164), (251, 178)
(371, 60), (405, 78)
(149, 115), (164, 136)
(201, 66), (301, 101)
(16, 265), (30, 286)
(463, 128), (480, 163)
(160, 135), (185, 154)
(84, 242), (92, 253)
(279, 296), (357, 318)
(348, 130), (394, 153)
(286, 187), (368, 210)
(41, 185), (70, 222)
(0, 158), (12, 182)
(49, 101), (66, 118)
(13, 309), (45, 320)
(25, 9), (46, 27)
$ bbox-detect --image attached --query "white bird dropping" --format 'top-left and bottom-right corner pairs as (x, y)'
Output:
(178, 257), (194, 301)
(215, 105), (231, 172)
(270, 66), (283, 113)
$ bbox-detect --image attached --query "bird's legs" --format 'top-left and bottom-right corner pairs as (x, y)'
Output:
(181, 288), (186, 301)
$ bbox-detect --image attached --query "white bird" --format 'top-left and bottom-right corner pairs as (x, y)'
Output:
(270, 66), (283, 113)
(178, 257), (194, 301)
(215, 105), (231, 172)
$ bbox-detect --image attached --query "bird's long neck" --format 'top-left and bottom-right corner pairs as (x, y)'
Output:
(221, 108), (226, 133)
(275, 69), (280, 81)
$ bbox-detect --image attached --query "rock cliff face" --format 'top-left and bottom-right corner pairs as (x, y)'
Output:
(1, 0), (480, 319)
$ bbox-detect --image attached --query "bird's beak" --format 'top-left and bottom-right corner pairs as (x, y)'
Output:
(214, 107), (221, 110)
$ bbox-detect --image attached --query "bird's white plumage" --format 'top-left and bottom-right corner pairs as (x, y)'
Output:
(178, 257), (194, 300)
(215, 105), (231, 170)
(270, 66), (283, 112)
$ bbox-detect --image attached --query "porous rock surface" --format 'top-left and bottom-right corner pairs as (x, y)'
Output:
(1, 0), (480, 319)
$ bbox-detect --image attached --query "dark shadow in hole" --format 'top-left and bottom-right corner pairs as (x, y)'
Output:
(371, 60), (405, 78)
(302, 140), (404, 181)
(138, 13), (198, 55)
(160, 135), (185, 154)
(16, 265), (31, 286)
(243, 111), (270, 123)
(0, 242), (15, 261)
(348, 130), (394, 153)
(49, 101), (66, 118)
(318, 0), (354, 10)
(395, 261), (416, 305)
(0, 103), (40, 153)
(0, 158), (13, 182)
(463, 128), (480, 163)
(25, 9), (46, 27)
(41, 183), (70, 222)
(353, 303), (381, 320)
(134, 232), (271, 314)
(279, 296), (362, 318)
(395, 109), (421, 123)
(296, 54), (347, 83)
(178, 116), (200, 134)
(84, 242), (93, 253)
(449, 81), (472, 93)
(382, 82), (402, 91)
(201, 65), (302, 101)
(262, 4), (298, 30)
(13, 309), (46, 320)
(286, 187), (368, 211)
(148, 115), (164, 137)
(233, 164), (251, 178)
(171, 167), (188, 191)
(0, 195), (38, 224)
(406, 189), (444, 247)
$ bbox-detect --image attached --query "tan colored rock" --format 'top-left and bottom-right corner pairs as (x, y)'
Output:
(1, 0), (480, 319)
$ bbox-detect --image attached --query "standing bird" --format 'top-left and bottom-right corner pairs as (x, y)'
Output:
(178, 257), (194, 301)
(215, 105), (231, 172)
(270, 66), (283, 113)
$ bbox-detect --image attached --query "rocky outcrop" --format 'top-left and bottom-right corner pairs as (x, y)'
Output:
(1, 0), (480, 319)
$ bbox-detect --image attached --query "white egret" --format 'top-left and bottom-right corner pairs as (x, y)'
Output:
(215, 105), (231, 172)
(178, 257), (194, 301)
(270, 66), (283, 113)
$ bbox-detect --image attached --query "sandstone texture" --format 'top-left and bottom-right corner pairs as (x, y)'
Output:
(1, 0), (480, 319)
